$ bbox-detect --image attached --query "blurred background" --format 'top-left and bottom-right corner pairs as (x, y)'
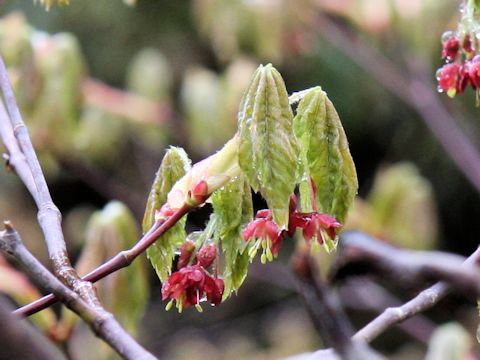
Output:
(0, 0), (479, 359)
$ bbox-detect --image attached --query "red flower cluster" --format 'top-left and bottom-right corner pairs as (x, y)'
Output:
(289, 211), (342, 245)
(162, 243), (224, 312)
(242, 209), (283, 263)
(242, 196), (342, 262)
(436, 31), (480, 98)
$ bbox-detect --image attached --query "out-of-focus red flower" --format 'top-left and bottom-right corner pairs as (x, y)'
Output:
(437, 63), (460, 97)
(197, 244), (217, 268)
(468, 56), (480, 88)
(162, 264), (224, 311)
(177, 240), (196, 270)
(442, 35), (460, 61)
(463, 35), (475, 58)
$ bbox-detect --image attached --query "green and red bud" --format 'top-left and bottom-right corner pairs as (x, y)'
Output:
(167, 135), (241, 209)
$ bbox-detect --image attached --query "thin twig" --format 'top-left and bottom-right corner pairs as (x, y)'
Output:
(0, 99), (38, 202)
(0, 223), (156, 360)
(315, 14), (480, 194)
(14, 204), (191, 317)
(338, 231), (480, 298)
(0, 54), (158, 358)
(339, 278), (435, 343)
(291, 248), (382, 360)
(0, 54), (95, 303)
(249, 262), (435, 343)
(336, 231), (480, 342)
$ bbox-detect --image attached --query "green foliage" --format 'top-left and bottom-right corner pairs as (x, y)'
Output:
(294, 87), (358, 224)
(143, 147), (191, 282)
(211, 175), (253, 297)
(238, 64), (299, 229)
(425, 323), (472, 360)
(367, 163), (438, 250)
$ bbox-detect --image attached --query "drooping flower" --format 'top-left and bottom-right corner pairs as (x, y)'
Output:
(463, 34), (475, 59)
(162, 264), (224, 312)
(289, 211), (342, 245)
(177, 240), (196, 270)
(243, 210), (283, 263)
(197, 243), (217, 268)
(442, 34), (460, 61)
(468, 55), (480, 88)
(437, 63), (460, 97)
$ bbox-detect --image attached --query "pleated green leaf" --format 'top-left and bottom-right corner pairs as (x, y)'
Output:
(143, 147), (191, 282)
(294, 87), (358, 224)
(238, 64), (299, 228)
(211, 175), (253, 298)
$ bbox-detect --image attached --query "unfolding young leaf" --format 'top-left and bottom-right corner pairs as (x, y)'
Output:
(143, 147), (191, 282)
(294, 87), (358, 224)
(238, 64), (299, 228)
(65, 202), (148, 336)
(211, 174), (253, 298)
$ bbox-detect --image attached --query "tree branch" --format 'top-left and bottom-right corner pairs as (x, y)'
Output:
(14, 204), (191, 317)
(0, 54), (96, 303)
(315, 13), (480, 194)
(336, 231), (480, 342)
(0, 53), (160, 358)
(291, 248), (382, 360)
(0, 296), (65, 360)
(0, 223), (156, 360)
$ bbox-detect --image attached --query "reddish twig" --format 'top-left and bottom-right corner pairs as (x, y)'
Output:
(15, 204), (192, 317)
(0, 223), (156, 360)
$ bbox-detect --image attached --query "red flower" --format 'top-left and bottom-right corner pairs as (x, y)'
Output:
(197, 244), (217, 268)
(442, 35), (459, 61)
(469, 56), (480, 89)
(289, 211), (341, 245)
(437, 63), (460, 97)
(177, 240), (196, 270)
(162, 264), (224, 311)
(243, 210), (283, 262)
(463, 34), (475, 58)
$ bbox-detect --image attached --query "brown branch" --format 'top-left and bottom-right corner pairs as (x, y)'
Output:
(0, 223), (156, 360)
(82, 78), (172, 125)
(249, 262), (435, 343)
(0, 297), (65, 360)
(339, 278), (435, 344)
(14, 204), (192, 317)
(291, 248), (382, 360)
(336, 231), (480, 342)
(338, 231), (480, 297)
(315, 14), (480, 194)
